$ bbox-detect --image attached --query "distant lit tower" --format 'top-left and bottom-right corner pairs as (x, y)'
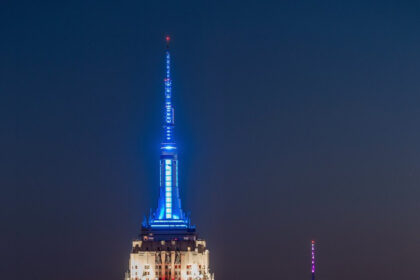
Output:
(124, 37), (215, 280)
(311, 240), (316, 280)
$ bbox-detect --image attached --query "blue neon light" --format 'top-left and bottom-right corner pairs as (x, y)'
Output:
(146, 40), (193, 230)
(150, 224), (188, 228)
(164, 159), (172, 219)
(162, 146), (176, 150)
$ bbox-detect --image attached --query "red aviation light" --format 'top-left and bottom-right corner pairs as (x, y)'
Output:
(166, 36), (170, 42)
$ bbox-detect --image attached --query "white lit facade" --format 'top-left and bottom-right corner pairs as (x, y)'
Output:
(125, 239), (214, 280)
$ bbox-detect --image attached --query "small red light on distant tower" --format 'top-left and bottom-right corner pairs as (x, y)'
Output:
(166, 36), (170, 42)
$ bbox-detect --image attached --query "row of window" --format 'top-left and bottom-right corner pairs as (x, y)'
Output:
(155, 264), (181, 269)
(165, 160), (172, 219)
(186, 265), (205, 269)
(132, 265), (151, 270)
(186, 271), (204, 275)
(133, 264), (205, 270)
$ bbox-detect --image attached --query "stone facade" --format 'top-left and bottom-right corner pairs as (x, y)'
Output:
(126, 239), (214, 280)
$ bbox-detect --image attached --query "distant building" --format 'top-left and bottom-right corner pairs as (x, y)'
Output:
(124, 37), (215, 280)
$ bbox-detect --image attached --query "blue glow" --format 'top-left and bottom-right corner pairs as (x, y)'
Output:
(162, 146), (176, 150)
(150, 224), (188, 228)
(146, 42), (192, 230)
(151, 219), (186, 223)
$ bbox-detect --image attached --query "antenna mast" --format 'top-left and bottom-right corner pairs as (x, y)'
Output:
(311, 240), (316, 280)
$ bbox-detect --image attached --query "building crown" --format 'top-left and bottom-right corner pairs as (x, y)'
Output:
(143, 37), (193, 231)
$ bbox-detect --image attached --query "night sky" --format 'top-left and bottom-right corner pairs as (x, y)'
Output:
(3, 1), (420, 279)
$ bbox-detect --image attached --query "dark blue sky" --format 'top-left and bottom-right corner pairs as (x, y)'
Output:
(3, 1), (420, 279)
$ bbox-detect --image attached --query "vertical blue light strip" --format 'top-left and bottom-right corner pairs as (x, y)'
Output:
(165, 159), (172, 219)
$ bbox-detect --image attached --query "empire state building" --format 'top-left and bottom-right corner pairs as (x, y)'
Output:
(124, 37), (215, 280)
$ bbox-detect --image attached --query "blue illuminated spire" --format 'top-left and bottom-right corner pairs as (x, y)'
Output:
(163, 36), (175, 145)
(145, 36), (191, 230)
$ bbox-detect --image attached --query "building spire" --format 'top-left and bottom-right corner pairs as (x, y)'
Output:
(144, 36), (191, 230)
(163, 35), (175, 145)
